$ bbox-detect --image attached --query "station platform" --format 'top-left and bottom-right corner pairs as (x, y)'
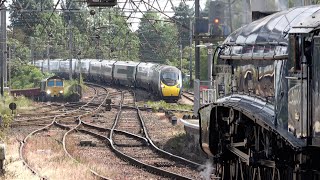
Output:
(180, 119), (199, 132)
(180, 118), (202, 154)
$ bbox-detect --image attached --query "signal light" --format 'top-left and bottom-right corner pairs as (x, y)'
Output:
(214, 18), (219, 24)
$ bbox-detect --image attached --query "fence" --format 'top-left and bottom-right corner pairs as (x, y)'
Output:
(193, 79), (216, 115)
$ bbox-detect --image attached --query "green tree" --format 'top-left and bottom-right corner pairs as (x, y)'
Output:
(137, 11), (179, 64)
(9, 0), (54, 38)
(173, 2), (193, 48)
(33, 13), (70, 59)
(201, 0), (211, 17)
(11, 64), (46, 89)
(62, 0), (90, 34)
(85, 8), (140, 60)
(7, 38), (31, 64)
(137, 11), (161, 62)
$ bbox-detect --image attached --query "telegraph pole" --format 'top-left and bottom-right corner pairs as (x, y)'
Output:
(0, 5), (6, 95)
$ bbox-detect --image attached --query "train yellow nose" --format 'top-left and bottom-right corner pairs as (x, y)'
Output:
(161, 85), (180, 97)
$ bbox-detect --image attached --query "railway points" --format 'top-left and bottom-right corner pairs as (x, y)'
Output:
(6, 83), (210, 179)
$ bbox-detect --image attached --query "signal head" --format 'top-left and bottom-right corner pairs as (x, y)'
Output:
(214, 18), (219, 24)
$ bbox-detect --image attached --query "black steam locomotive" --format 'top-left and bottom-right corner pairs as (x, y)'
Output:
(199, 5), (320, 179)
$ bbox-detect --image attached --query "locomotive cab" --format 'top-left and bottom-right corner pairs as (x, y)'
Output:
(286, 30), (320, 145)
(40, 75), (64, 101)
(159, 67), (182, 101)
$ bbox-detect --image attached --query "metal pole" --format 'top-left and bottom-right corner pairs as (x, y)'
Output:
(242, 0), (247, 26)
(10, 44), (15, 88)
(195, 0), (200, 80)
(30, 37), (34, 65)
(2, 7), (6, 89)
(228, 0), (233, 32)
(180, 42), (182, 71)
(189, 20), (193, 88)
(0, 5), (6, 95)
(207, 45), (213, 89)
(69, 17), (73, 80)
(47, 44), (50, 72)
(109, 11), (111, 58)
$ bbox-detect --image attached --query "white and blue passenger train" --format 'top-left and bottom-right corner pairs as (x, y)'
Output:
(34, 59), (183, 101)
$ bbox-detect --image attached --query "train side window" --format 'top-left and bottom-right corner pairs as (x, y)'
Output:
(289, 34), (301, 72)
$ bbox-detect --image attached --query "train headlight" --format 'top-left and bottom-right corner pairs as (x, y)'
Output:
(59, 90), (63, 94)
(46, 90), (51, 94)
(176, 84), (180, 88)
(161, 84), (165, 88)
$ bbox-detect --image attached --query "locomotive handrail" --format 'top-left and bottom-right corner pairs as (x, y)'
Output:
(285, 76), (302, 80)
(219, 54), (288, 60)
(224, 41), (288, 46)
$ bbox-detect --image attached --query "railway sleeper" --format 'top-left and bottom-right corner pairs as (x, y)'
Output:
(114, 143), (146, 147)
(79, 140), (97, 147)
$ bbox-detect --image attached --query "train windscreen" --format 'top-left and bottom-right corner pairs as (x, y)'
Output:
(56, 81), (63, 87)
(48, 80), (54, 87)
(161, 71), (178, 86)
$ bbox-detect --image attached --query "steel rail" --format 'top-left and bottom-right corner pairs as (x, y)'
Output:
(19, 83), (108, 179)
(108, 91), (200, 179)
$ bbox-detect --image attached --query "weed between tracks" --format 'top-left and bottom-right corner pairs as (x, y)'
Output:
(142, 100), (192, 111)
(1, 136), (39, 180)
(66, 134), (116, 178)
(24, 132), (95, 180)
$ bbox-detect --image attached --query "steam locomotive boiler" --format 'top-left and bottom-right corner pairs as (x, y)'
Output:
(199, 5), (320, 179)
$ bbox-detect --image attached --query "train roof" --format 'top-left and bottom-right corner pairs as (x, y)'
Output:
(101, 59), (116, 64)
(41, 75), (63, 82)
(114, 61), (139, 66)
(90, 61), (102, 65)
(137, 62), (156, 68)
(224, 5), (320, 46)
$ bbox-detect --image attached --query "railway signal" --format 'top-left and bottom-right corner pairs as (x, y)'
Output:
(87, 0), (117, 7)
(211, 19), (223, 36)
(209, 1), (225, 36)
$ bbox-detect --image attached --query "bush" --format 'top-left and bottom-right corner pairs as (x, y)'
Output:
(0, 92), (33, 141)
(63, 77), (85, 102)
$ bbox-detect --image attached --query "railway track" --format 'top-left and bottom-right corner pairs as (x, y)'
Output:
(16, 83), (205, 179)
(19, 83), (110, 179)
(109, 90), (204, 179)
(182, 91), (194, 102)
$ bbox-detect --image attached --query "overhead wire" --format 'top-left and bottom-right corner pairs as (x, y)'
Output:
(131, 0), (166, 59)
(10, 0), (193, 62)
(39, 0), (61, 37)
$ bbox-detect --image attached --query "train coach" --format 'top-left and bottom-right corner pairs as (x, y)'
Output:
(34, 59), (182, 101)
(199, 5), (320, 179)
